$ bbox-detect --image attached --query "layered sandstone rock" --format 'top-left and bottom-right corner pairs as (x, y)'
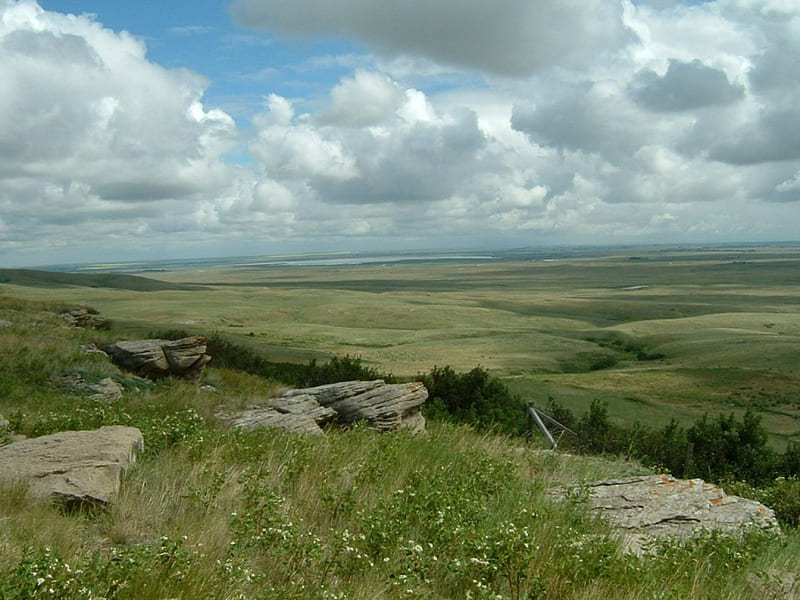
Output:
(104, 336), (211, 381)
(284, 380), (428, 433)
(0, 426), (143, 506)
(222, 379), (428, 435)
(552, 474), (780, 554)
(60, 308), (108, 328)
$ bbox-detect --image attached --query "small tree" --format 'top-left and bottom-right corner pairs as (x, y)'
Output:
(575, 400), (621, 455)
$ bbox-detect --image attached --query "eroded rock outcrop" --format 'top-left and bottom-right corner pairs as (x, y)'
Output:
(84, 377), (124, 400)
(0, 425), (143, 506)
(285, 380), (428, 432)
(59, 373), (125, 400)
(222, 379), (428, 435)
(218, 395), (337, 436)
(552, 474), (780, 554)
(104, 336), (211, 381)
(60, 308), (107, 329)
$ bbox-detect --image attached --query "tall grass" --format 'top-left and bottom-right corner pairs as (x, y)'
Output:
(1, 422), (794, 599)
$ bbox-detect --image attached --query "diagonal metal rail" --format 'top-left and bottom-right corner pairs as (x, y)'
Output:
(526, 401), (579, 449)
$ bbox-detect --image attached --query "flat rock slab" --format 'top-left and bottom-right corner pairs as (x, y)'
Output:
(224, 407), (326, 436)
(554, 474), (780, 554)
(0, 426), (143, 506)
(104, 337), (211, 380)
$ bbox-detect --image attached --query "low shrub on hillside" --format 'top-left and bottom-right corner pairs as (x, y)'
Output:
(149, 329), (394, 387)
(419, 365), (525, 435)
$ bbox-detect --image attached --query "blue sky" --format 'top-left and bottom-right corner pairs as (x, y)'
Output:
(2, 0), (800, 267)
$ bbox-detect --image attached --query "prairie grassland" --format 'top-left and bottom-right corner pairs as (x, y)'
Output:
(3, 246), (800, 444)
(0, 300), (790, 600)
(2, 252), (800, 599)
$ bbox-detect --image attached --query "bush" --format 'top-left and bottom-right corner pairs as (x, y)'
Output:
(149, 329), (393, 387)
(543, 402), (797, 490)
(575, 400), (622, 454)
(419, 365), (525, 434)
(686, 410), (778, 485)
(763, 477), (800, 527)
(303, 355), (392, 387)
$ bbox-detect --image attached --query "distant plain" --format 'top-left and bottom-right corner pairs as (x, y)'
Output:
(4, 244), (799, 446)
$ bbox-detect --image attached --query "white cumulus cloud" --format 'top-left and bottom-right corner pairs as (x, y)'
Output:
(0, 0), (237, 263)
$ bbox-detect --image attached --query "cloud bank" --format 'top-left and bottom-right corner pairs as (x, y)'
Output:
(1, 0), (800, 266)
(229, 0), (635, 76)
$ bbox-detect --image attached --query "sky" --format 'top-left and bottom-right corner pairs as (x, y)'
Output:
(1, 0), (799, 267)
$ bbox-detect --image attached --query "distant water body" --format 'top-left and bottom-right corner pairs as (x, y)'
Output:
(235, 255), (496, 267)
(50, 253), (497, 274)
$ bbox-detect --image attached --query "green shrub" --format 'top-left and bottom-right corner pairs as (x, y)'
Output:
(303, 355), (391, 387)
(150, 329), (393, 387)
(685, 410), (778, 485)
(1, 537), (199, 600)
(779, 442), (800, 475)
(419, 365), (525, 434)
(544, 402), (796, 489)
(763, 477), (800, 527)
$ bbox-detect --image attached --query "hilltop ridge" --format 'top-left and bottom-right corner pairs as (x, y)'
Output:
(0, 268), (200, 292)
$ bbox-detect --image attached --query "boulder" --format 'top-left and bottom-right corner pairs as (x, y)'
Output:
(60, 308), (107, 329)
(0, 425), (143, 506)
(85, 377), (124, 400)
(222, 380), (428, 435)
(104, 336), (211, 381)
(219, 395), (337, 436)
(747, 569), (799, 599)
(282, 379), (428, 432)
(0, 414), (8, 430)
(0, 318), (11, 328)
(56, 374), (124, 399)
(552, 474), (780, 554)
(81, 342), (109, 356)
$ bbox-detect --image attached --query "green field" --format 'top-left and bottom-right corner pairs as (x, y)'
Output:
(3, 244), (799, 446)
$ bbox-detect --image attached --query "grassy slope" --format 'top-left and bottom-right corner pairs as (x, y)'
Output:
(0, 268), (199, 292)
(1, 295), (798, 600)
